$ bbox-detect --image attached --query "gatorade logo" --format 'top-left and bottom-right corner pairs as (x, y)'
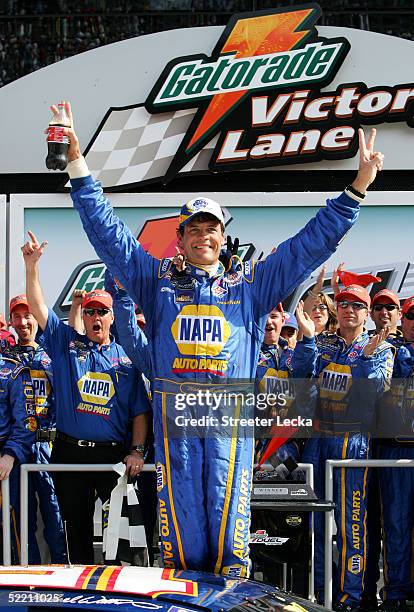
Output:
(77, 372), (115, 405)
(319, 363), (352, 399)
(171, 305), (231, 357)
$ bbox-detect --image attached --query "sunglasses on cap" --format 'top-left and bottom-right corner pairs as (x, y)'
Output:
(83, 307), (112, 317)
(337, 300), (367, 311)
(311, 304), (328, 312)
(372, 304), (399, 312)
(403, 312), (414, 321)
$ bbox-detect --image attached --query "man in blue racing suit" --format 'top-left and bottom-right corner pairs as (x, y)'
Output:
(302, 284), (394, 610)
(60, 101), (384, 577)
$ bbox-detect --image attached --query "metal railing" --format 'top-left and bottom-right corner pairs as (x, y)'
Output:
(18, 463), (156, 566)
(324, 458), (414, 610)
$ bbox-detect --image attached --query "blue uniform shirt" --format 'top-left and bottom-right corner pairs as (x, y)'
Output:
(7, 344), (55, 431)
(42, 309), (150, 442)
(0, 356), (35, 463)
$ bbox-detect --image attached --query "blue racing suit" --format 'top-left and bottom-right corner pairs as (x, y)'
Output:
(254, 338), (316, 467)
(8, 344), (67, 563)
(378, 343), (414, 601)
(0, 354), (38, 563)
(301, 331), (394, 605)
(71, 173), (360, 577)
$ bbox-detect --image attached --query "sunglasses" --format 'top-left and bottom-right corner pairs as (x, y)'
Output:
(312, 304), (328, 312)
(337, 300), (367, 311)
(404, 312), (414, 321)
(372, 304), (398, 312)
(83, 307), (111, 317)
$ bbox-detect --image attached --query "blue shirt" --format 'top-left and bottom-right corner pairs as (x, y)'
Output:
(42, 309), (150, 442)
(0, 356), (35, 463)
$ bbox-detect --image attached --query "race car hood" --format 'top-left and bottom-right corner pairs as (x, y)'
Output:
(0, 565), (324, 612)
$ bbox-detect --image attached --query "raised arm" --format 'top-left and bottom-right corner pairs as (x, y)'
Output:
(68, 290), (86, 334)
(22, 231), (49, 331)
(50, 101), (159, 315)
(105, 271), (152, 380)
(251, 128), (384, 315)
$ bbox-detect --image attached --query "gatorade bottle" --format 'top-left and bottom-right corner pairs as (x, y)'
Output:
(46, 102), (70, 171)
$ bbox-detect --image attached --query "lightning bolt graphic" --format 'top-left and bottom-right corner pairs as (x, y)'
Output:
(163, 5), (320, 183)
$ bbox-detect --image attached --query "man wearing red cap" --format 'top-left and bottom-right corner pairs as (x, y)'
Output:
(376, 296), (414, 612)
(363, 288), (404, 609)
(302, 284), (394, 611)
(6, 293), (67, 563)
(370, 289), (403, 348)
(22, 233), (151, 564)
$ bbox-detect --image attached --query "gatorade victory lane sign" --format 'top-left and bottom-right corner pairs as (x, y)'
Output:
(84, 3), (414, 187)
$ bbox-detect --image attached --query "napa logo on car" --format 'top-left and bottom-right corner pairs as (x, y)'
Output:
(171, 305), (231, 357)
(77, 372), (115, 405)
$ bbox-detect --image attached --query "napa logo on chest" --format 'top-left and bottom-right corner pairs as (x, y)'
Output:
(260, 368), (295, 402)
(30, 370), (51, 403)
(319, 363), (352, 398)
(171, 305), (231, 356)
(77, 372), (115, 405)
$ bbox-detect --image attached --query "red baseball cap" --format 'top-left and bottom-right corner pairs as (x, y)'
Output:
(9, 294), (29, 315)
(402, 296), (414, 315)
(82, 290), (113, 309)
(371, 289), (400, 308)
(335, 284), (371, 308)
(0, 313), (6, 329)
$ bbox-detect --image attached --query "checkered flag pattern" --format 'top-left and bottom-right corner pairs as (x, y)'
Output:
(103, 466), (148, 565)
(85, 105), (218, 188)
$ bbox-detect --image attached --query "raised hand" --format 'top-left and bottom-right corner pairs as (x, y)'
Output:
(331, 261), (344, 297)
(352, 128), (384, 194)
(173, 246), (185, 272)
(46, 101), (81, 163)
(21, 230), (48, 266)
(71, 289), (86, 306)
(295, 300), (315, 338)
(363, 325), (389, 357)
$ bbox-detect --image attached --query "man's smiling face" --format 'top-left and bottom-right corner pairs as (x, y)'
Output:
(177, 215), (225, 266)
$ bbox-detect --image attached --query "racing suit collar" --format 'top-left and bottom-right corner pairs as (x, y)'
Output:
(186, 260), (225, 279)
(84, 334), (116, 351)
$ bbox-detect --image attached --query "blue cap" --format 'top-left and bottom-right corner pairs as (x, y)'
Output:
(283, 312), (298, 331)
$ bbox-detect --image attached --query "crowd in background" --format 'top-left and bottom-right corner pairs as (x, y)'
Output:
(0, 0), (413, 88)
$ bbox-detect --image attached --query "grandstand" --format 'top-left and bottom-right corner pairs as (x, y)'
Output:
(0, 0), (413, 88)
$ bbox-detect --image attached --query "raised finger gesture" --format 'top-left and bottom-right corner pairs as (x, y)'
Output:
(352, 128), (385, 194)
(21, 230), (48, 265)
(295, 300), (315, 338)
(363, 325), (389, 357)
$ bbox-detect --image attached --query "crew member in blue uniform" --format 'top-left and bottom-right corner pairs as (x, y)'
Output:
(0, 350), (37, 563)
(377, 296), (414, 612)
(59, 101), (383, 576)
(302, 284), (394, 611)
(22, 234), (151, 564)
(7, 293), (67, 563)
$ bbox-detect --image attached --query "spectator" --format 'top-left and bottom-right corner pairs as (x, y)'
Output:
(7, 293), (67, 563)
(22, 230), (151, 564)
(303, 265), (338, 335)
(280, 311), (299, 348)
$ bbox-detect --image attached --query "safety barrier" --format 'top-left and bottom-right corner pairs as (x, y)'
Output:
(324, 458), (414, 610)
